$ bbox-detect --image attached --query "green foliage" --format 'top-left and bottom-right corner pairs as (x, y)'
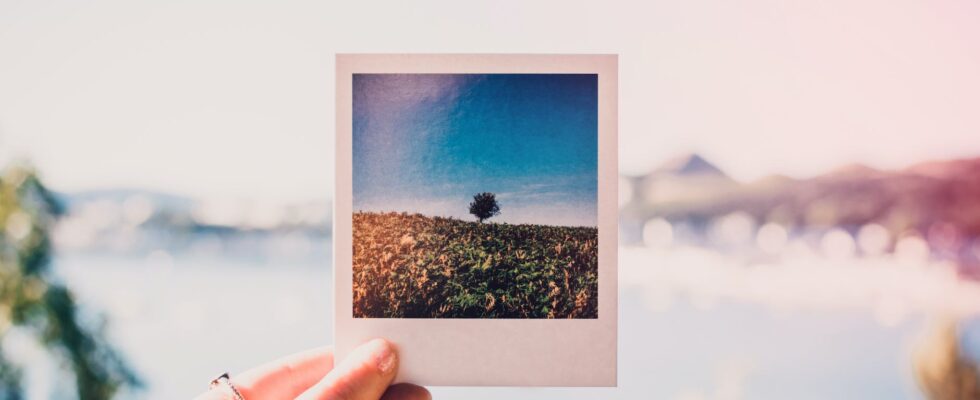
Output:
(0, 164), (140, 399)
(468, 192), (500, 223)
(353, 212), (598, 318)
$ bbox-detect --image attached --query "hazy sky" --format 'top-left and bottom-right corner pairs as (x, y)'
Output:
(353, 74), (597, 226)
(1, 0), (979, 202)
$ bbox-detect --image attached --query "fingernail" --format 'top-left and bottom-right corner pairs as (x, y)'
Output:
(368, 339), (397, 374)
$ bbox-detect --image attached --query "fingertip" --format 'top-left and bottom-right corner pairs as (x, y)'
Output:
(362, 338), (398, 376)
(298, 339), (401, 399)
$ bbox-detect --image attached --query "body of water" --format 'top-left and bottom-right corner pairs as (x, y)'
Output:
(38, 243), (964, 399)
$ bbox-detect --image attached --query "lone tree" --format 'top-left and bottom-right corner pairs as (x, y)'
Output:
(469, 192), (500, 223)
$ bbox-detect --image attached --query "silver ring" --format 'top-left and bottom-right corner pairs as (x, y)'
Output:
(209, 372), (245, 400)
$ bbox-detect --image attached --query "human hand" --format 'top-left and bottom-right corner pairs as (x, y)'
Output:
(195, 339), (430, 400)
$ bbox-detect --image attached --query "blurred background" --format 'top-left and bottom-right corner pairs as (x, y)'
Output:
(2, 0), (980, 399)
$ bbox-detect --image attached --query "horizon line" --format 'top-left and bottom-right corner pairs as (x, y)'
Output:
(353, 209), (598, 229)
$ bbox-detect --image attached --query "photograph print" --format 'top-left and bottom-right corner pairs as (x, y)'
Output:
(352, 73), (598, 319)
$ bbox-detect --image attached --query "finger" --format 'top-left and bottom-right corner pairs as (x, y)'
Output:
(380, 383), (431, 400)
(298, 338), (399, 400)
(232, 346), (334, 399)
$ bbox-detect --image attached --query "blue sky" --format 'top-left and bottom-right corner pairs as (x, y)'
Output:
(353, 74), (597, 226)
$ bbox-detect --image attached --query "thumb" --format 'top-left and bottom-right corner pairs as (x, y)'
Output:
(297, 339), (398, 400)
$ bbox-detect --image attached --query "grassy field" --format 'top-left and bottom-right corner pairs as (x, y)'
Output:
(353, 212), (598, 318)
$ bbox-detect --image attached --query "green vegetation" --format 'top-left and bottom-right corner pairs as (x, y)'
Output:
(353, 212), (598, 318)
(0, 164), (139, 399)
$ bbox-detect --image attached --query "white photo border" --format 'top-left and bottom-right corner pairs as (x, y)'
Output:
(335, 54), (617, 387)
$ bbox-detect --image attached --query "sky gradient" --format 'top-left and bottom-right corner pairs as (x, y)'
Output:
(353, 74), (597, 227)
(3, 1), (980, 202)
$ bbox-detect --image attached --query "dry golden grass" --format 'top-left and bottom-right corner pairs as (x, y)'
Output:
(353, 212), (598, 318)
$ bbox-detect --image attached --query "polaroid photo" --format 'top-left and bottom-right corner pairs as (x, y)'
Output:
(335, 54), (617, 387)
